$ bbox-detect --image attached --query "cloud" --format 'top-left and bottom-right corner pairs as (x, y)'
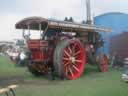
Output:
(92, 0), (128, 16)
(0, 0), (83, 19)
(0, 0), (128, 41)
(0, 0), (83, 41)
(0, 14), (24, 41)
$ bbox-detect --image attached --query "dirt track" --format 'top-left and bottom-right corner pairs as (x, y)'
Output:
(0, 76), (24, 87)
(0, 75), (63, 87)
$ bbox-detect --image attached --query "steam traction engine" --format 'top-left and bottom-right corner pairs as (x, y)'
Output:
(15, 17), (111, 80)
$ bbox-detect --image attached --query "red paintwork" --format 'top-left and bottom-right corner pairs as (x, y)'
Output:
(27, 40), (48, 62)
(100, 54), (108, 72)
(62, 40), (86, 80)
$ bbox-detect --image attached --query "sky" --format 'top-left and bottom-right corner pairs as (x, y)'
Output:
(0, 0), (128, 41)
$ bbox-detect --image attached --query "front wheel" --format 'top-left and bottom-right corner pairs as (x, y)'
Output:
(27, 62), (42, 76)
(28, 65), (41, 76)
(96, 54), (108, 72)
(54, 39), (86, 80)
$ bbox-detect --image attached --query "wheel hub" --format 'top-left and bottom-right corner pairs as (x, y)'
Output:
(70, 57), (75, 64)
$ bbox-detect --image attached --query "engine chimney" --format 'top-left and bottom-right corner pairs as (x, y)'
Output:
(86, 0), (92, 24)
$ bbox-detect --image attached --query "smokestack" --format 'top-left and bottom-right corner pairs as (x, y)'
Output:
(86, 0), (92, 24)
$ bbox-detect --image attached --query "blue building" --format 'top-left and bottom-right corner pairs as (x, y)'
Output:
(94, 12), (128, 54)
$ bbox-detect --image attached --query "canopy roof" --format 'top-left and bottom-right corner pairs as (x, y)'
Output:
(15, 16), (111, 32)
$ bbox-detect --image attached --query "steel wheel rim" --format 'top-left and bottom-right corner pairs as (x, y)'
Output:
(62, 40), (85, 80)
(101, 55), (108, 72)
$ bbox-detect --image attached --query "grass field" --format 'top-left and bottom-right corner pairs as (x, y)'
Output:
(0, 56), (128, 96)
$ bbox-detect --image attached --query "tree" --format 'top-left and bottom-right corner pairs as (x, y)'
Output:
(64, 17), (68, 21)
(82, 20), (86, 24)
(69, 17), (74, 22)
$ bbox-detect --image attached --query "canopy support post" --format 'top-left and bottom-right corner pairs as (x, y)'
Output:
(42, 23), (49, 40)
(22, 29), (25, 39)
(39, 23), (42, 39)
(28, 25), (30, 37)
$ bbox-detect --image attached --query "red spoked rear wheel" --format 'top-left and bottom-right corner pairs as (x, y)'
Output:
(54, 39), (86, 80)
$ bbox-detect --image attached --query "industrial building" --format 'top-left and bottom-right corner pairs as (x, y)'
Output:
(95, 12), (128, 58)
(110, 32), (128, 59)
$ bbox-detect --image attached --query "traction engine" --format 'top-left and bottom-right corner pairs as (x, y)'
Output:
(15, 17), (111, 80)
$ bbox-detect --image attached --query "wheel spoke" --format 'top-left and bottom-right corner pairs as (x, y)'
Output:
(64, 50), (71, 57)
(75, 60), (82, 63)
(68, 46), (72, 54)
(72, 65), (80, 72)
(69, 67), (74, 77)
(74, 50), (81, 56)
(72, 43), (77, 51)
(72, 43), (77, 55)
(63, 57), (70, 61)
(64, 61), (70, 67)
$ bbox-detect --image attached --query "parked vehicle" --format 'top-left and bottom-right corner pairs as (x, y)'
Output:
(15, 17), (111, 80)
